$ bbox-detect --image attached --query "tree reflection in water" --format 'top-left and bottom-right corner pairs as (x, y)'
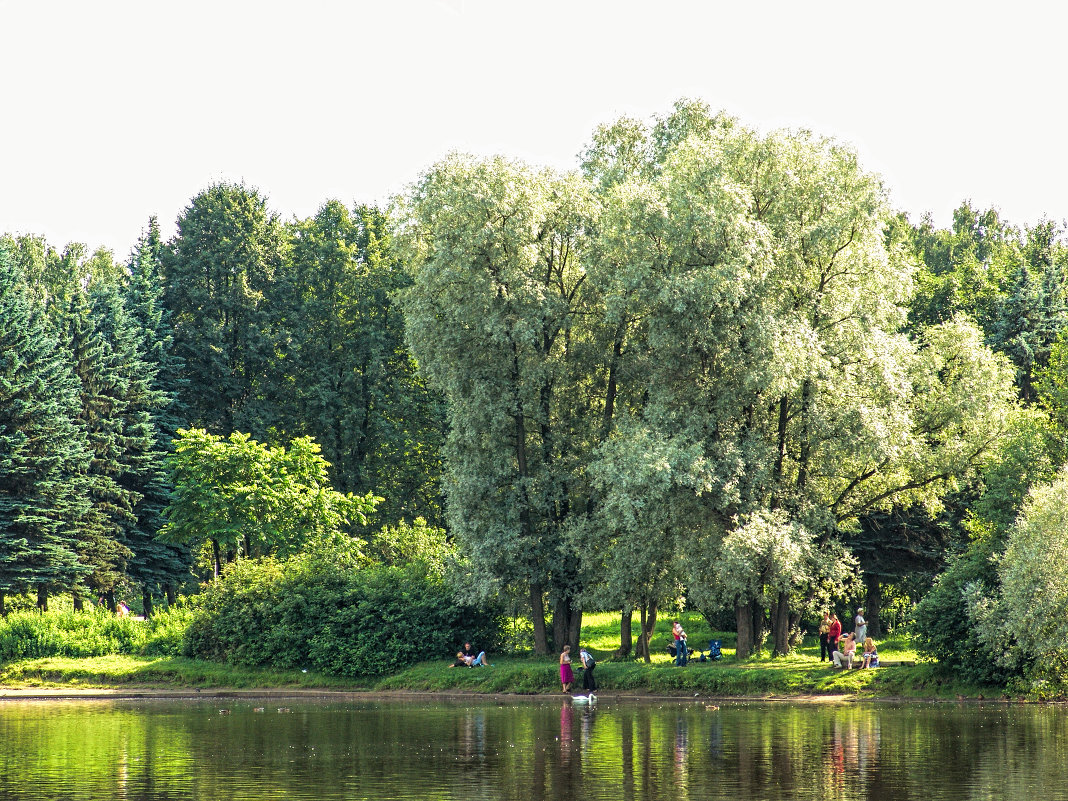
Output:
(1, 699), (1066, 800)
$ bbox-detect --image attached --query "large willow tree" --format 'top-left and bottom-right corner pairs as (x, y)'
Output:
(586, 103), (1017, 656)
(400, 101), (1018, 658)
(398, 158), (603, 654)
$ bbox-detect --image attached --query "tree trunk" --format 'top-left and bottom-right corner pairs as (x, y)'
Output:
(165, 584), (176, 607)
(211, 538), (222, 578)
(601, 328), (624, 439)
(796, 378), (813, 492)
(552, 596), (567, 654)
(551, 595), (582, 655)
(771, 590), (791, 656)
(638, 598), (658, 663)
(866, 574), (883, 638)
(736, 601), (754, 659)
(788, 608), (804, 648)
(530, 583), (549, 655)
(72, 592), (84, 612)
(243, 531), (252, 559)
(142, 587), (154, 619)
(752, 603), (767, 653)
(616, 606), (633, 658)
(104, 589), (116, 613)
(774, 395), (789, 482)
(0, 592), (6, 617)
(36, 585), (48, 612)
(568, 605), (582, 655)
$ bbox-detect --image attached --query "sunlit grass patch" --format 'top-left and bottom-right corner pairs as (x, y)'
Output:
(0, 655), (355, 689)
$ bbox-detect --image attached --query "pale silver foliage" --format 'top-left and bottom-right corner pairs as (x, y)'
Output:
(397, 101), (1018, 653)
(994, 468), (1068, 685)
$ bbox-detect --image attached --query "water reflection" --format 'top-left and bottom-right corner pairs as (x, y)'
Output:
(1, 698), (1067, 800)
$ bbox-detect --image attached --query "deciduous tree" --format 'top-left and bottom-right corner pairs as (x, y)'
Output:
(163, 183), (286, 436)
(162, 429), (377, 577)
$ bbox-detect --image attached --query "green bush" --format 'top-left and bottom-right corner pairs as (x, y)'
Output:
(183, 546), (503, 677)
(141, 607), (197, 656)
(913, 532), (1014, 686)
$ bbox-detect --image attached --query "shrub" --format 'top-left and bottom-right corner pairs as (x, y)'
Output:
(996, 469), (1068, 694)
(183, 544), (504, 677)
(913, 531), (1013, 686)
(141, 606), (197, 656)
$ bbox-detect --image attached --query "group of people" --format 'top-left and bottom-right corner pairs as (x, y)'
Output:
(559, 644), (597, 694)
(446, 640), (599, 695)
(819, 609), (878, 669)
(451, 610), (875, 687)
(449, 642), (490, 668)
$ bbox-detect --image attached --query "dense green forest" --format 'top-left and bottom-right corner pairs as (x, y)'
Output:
(3, 100), (1068, 690)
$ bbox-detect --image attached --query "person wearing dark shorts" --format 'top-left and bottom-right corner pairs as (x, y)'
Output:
(579, 648), (597, 693)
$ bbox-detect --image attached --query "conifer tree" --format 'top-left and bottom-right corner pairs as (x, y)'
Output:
(0, 249), (91, 613)
(92, 279), (190, 615)
(993, 223), (1068, 402)
(126, 217), (187, 442)
(59, 289), (134, 606)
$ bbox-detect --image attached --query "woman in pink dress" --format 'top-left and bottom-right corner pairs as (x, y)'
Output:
(559, 645), (574, 692)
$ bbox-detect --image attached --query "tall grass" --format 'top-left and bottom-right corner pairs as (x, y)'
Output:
(0, 608), (194, 661)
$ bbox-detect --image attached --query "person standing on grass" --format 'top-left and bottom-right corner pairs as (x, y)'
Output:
(673, 621), (684, 665)
(560, 645), (574, 692)
(828, 612), (842, 651)
(819, 612), (832, 662)
(854, 608), (867, 644)
(579, 648), (597, 693)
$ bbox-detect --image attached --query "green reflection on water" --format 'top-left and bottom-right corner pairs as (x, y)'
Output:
(1, 699), (1066, 800)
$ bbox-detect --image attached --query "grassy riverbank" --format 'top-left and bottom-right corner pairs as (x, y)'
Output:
(0, 651), (991, 700)
(0, 611), (1005, 700)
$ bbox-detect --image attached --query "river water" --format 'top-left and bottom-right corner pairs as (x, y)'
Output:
(0, 697), (1063, 800)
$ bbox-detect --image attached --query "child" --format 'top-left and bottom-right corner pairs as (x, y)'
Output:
(861, 637), (878, 668)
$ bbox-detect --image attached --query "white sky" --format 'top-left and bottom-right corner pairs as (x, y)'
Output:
(1, 0), (1065, 257)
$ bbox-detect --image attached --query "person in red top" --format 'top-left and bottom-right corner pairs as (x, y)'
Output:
(828, 613), (842, 648)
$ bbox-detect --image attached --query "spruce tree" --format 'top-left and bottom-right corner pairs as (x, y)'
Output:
(59, 289), (134, 605)
(94, 276), (191, 614)
(993, 223), (1068, 402)
(0, 249), (91, 612)
(126, 218), (187, 442)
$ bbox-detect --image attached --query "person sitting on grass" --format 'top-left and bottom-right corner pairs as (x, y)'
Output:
(861, 637), (878, 669)
(832, 632), (857, 669)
